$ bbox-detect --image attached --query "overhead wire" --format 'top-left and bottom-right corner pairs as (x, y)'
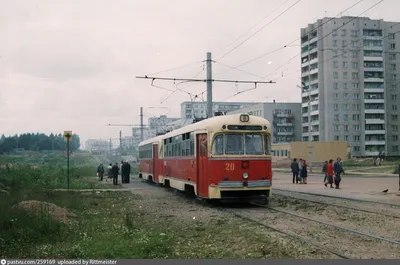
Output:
(213, 0), (293, 59)
(145, 61), (203, 76)
(212, 0), (366, 77)
(214, 0), (302, 62)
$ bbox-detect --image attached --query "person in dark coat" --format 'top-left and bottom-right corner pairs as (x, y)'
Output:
(333, 157), (344, 189)
(111, 162), (119, 185)
(322, 161), (328, 183)
(290, 158), (300, 184)
(97, 164), (104, 181)
(301, 160), (308, 184)
(121, 162), (127, 184)
(126, 162), (131, 183)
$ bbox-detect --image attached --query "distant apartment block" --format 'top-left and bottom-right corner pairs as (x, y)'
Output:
(85, 139), (109, 154)
(301, 16), (400, 157)
(148, 115), (180, 136)
(228, 102), (302, 144)
(180, 101), (262, 125)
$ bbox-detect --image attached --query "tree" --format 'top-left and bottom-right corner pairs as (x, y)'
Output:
(0, 132), (82, 153)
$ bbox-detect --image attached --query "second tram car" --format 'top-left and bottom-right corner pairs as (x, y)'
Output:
(138, 113), (272, 203)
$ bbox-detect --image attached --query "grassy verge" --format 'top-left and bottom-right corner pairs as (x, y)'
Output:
(0, 190), (311, 259)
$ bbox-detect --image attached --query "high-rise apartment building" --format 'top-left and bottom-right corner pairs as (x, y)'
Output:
(301, 16), (400, 157)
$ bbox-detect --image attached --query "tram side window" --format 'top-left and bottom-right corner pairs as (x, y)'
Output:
(212, 134), (224, 155)
(245, 134), (264, 155)
(225, 134), (244, 155)
(190, 139), (194, 156)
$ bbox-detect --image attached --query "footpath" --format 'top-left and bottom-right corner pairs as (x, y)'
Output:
(273, 168), (398, 178)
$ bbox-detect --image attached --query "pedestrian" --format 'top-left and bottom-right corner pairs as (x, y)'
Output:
(126, 161), (131, 183)
(290, 158), (300, 184)
(324, 159), (334, 188)
(107, 163), (113, 182)
(322, 161), (328, 183)
(112, 162), (119, 185)
(121, 161), (127, 184)
(301, 159), (308, 184)
(298, 158), (303, 183)
(333, 157), (345, 189)
(97, 164), (104, 181)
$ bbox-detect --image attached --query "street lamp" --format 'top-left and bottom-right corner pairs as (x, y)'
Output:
(298, 82), (313, 172)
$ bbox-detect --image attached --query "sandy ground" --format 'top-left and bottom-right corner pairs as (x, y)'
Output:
(272, 172), (400, 204)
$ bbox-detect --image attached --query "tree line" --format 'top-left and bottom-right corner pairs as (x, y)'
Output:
(0, 133), (81, 153)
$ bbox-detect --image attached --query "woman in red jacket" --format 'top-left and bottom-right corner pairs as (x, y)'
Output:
(325, 159), (334, 188)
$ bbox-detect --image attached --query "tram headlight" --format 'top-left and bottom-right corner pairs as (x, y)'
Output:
(243, 173), (248, 179)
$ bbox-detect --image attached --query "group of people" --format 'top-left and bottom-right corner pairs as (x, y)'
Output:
(290, 157), (345, 189)
(322, 157), (345, 189)
(96, 161), (132, 185)
(290, 158), (308, 184)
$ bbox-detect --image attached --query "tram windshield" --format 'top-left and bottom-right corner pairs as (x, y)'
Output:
(212, 133), (270, 155)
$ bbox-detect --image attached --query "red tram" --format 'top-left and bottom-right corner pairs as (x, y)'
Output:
(138, 113), (272, 203)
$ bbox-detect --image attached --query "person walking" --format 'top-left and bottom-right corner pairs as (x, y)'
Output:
(301, 159), (308, 184)
(290, 158), (300, 184)
(107, 163), (113, 182)
(324, 159), (334, 188)
(298, 158), (303, 184)
(322, 161), (328, 184)
(333, 157), (345, 189)
(97, 164), (104, 181)
(126, 161), (131, 183)
(112, 162), (119, 185)
(121, 162), (127, 184)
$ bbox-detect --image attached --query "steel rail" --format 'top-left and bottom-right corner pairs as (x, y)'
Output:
(272, 188), (400, 208)
(251, 203), (400, 245)
(272, 191), (400, 219)
(220, 208), (351, 259)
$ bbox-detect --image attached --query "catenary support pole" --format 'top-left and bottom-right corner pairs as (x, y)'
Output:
(206, 52), (213, 118)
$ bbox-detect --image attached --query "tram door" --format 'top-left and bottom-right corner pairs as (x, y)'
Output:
(152, 144), (158, 183)
(196, 134), (208, 198)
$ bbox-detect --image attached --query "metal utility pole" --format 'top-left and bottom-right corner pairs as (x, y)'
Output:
(109, 138), (112, 154)
(119, 130), (122, 153)
(140, 107), (144, 141)
(206, 52), (213, 118)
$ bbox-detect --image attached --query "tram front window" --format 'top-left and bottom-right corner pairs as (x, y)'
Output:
(211, 133), (265, 155)
(225, 134), (244, 155)
(245, 134), (263, 155)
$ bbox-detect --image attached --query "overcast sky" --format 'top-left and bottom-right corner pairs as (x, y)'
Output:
(0, 0), (398, 146)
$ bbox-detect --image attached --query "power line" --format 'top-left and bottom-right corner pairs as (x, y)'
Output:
(261, 0), (384, 80)
(145, 61), (203, 76)
(214, 0), (302, 62)
(136, 75), (276, 84)
(212, 0), (365, 77)
(213, 0), (293, 59)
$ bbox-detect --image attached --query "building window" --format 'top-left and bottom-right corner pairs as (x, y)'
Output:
(392, 115), (398, 121)
(334, 136), (340, 141)
(390, 74), (396, 80)
(389, 64), (396, 70)
(352, 93), (360, 100)
(393, 105), (398, 111)
(343, 93), (349, 100)
(353, 135), (360, 141)
(351, 62), (359, 69)
(334, 125), (340, 131)
(352, 114), (360, 121)
(352, 72), (359, 79)
(343, 62), (348, 68)
(342, 29), (347, 36)
(333, 50), (338, 57)
(353, 146), (360, 152)
(392, 146), (399, 152)
(332, 40), (337, 47)
(390, 43), (396, 50)
(393, 135), (398, 141)
(333, 30), (337, 36)
(334, 82), (339, 89)
(334, 104), (339, 111)
(392, 95), (397, 101)
(390, 84), (397, 91)
(351, 40), (358, 47)
(342, 40), (347, 46)
(388, 33), (395, 39)
(334, 93), (339, 100)
(343, 83), (348, 89)
(352, 104), (360, 111)
(392, 125), (398, 131)
(342, 50), (347, 57)
(352, 83), (359, 89)
(343, 72), (348, 79)
(333, 61), (338, 68)
(333, 72), (338, 79)
(344, 135), (349, 141)
(351, 30), (359, 37)
(344, 114), (348, 121)
(344, 125), (349, 131)
(389, 53), (396, 60)
(353, 125), (360, 131)
(352, 51), (359, 58)
(334, 114), (339, 121)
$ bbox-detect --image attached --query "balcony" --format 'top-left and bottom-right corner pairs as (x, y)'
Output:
(364, 98), (385, 104)
(301, 40), (309, 48)
(309, 79), (318, 85)
(274, 113), (294, 118)
(363, 35), (383, 40)
(364, 77), (384, 82)
(365, 130), (385, 135)
(363, 46), (383, 51)
(301, 71), (309, 77)
(365, 140), (386, 145)
(310, 110), (319, 116)
(310, 120), (319, 126)
(364, 56), (383, 61)
(365, 119), (385, 124)
(308, 47), (318, 54)
(276, 131), (294, 136)
(365, 109), (385, 114)
(309, 58), (318, 65)
(302, 88), (319, 97)
(364, 88), (384, 93)
(364, 67), (384, 72)
(310, 68), (318, 75)
(309, 36), (318, 44)
(364, 151), (380, 156)
(311, 131), (319, 136)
